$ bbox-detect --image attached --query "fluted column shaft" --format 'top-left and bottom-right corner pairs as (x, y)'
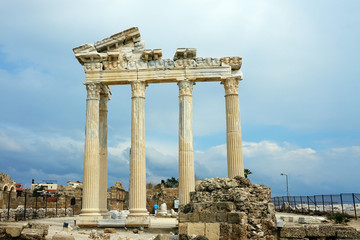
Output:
(129, 81), (148, 215)
(81, 82), (101, 215)
(99, 87), (110, 213)
(222, 78), (244, 178)
(178, 80), (195, 205)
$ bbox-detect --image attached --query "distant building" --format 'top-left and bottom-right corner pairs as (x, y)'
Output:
(31, 182), (58, 194)
(67, 181), (82, 188)
(0, 173), (16, 192)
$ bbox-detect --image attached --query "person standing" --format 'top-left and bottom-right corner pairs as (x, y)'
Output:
(153, 203), (159, 215)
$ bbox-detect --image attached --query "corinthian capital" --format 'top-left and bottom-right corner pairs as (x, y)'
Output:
(222, 78), (239, 96)
(131, 81), (147, 98)
(178, 80), (194, 96)
(85, 82), (101, 100)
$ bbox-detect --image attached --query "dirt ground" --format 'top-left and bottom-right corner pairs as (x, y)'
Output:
(348, 218), (360, 231)
(26, 216), (175, 240)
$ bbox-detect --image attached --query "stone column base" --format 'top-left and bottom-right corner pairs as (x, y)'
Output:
(76, 213), (110, 227)
(126, 214), (150, 227)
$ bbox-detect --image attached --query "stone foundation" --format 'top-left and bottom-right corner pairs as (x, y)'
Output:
(178, 176), (277, 239)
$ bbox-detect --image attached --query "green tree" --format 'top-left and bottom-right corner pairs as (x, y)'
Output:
(32, 185), (45, 197)
(244, 169), (252, 178)
(161, 177), (179, 188)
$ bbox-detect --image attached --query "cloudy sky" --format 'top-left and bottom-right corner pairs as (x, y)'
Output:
(0, 0), (359, 197)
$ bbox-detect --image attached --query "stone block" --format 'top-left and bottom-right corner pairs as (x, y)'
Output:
(336, 226), (360, 239)
(154, 234), (170, 240)
(179, 223), (187, 235)
(199, 211), (217, 222)
(187, 222), (205, 236)
(231, 224), (247, 240)
(227, 212), (244, 224)
(21, 228), (45, 240)
(220, 223), (231, 240)
(104, 228), (116, 233)
(205, 223), (220, 240)
(215, 202), (235, 212)
(6, 226), (23, 237)
(178, 212), (189, 222)
(190, 212), (200, 222)
(280, 226), (306, 238)
(29, 222), (49, 235)
(52, 233), (75, 240)
(216, 212), (228, 222)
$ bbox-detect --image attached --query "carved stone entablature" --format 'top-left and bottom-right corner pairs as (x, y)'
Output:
(74, 27), (243, 83)
(141, 49), (162, 61)
(173, 48), (197, 60)
(178, 80), (194, 96)
(131, 81), (147, 98)
(174, 59), (197, 68)
(94, 27), (141, 53)
(195, 57), (221, 67)
(222, 77), (240, 96)
(221, 57), (242, 70)
(84, 62), (103, 73)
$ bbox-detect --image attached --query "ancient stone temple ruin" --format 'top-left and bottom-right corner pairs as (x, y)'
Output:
(73, 27), (244, 227)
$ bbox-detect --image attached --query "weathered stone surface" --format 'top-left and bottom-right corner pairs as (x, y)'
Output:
(205, 223), (220, 240)
(5, 226), (23, 237)
(280, 226), (306, 238)
(199, 211), (216, 223)
(21, 228), (44, 240)
(336, 225), (360, 239)
(154, 233), (170, 240)
(28, 222), (49, 235)
(179, 223), (187, 235)
(52, 233), (75, 240)
(187, 222), (205, 236)
(179, 177), (276, 239)
(103, 228), (116, 233)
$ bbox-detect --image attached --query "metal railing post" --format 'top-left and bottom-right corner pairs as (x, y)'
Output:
(65, 195), (67, 216)
(352, 193), (357, 219)
(330, 194), (334, 213)
(300, 196), (304, 213)
(24, 192), (27, 220)
(45, 194), (47, 217)
(322, 195), (325, 213)
(7, 191), (11, 220)
(307, 196), (310, 212)
(56, 195), (58, 216)
(314, 196), (317, 213)
(340, 194), (344, 214)
(35, 196), (38, 218)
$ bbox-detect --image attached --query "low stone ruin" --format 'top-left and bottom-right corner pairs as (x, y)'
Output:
(1, 207), (73, 221)
(0, 221), (49, 239)
(178, 176), (277, 239)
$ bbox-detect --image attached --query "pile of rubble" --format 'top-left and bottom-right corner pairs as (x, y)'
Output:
(179, 176), (277, 239)
(0, 221), (49, 239)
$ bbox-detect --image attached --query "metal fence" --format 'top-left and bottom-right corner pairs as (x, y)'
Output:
(272, 193), (360, 218)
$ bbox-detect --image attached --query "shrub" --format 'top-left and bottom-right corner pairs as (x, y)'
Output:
(328, 213), (349, 224)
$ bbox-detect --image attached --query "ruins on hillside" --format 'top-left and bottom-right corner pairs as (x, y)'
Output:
(73, 27), (244, 227)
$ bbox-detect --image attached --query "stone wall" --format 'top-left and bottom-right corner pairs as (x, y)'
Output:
(108, 181), (126, 211)
(146, 186), (179, 214)
(178, 176), (277, 240)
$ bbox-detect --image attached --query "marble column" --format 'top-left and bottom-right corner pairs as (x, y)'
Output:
(222, 77), (244, 178)
(129, 80), (148, 216)
(178, 80), (195, 205)
(99, 86), (110, 214)
(79, 82), (102, 219)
